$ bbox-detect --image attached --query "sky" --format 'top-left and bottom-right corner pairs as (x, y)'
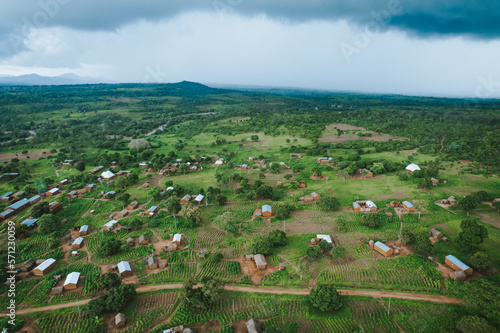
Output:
(0, 0), (499, 97)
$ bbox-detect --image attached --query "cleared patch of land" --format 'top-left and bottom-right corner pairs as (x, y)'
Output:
(319, 124), (409, 143)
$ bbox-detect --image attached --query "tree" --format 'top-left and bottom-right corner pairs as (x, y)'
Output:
(115, 176), (128, 188)
(75, 161), (85, 173)
(128, 172), (139, 183)
(284, 174), (293, 181)
(360, 214), (381, 228)
(307, 246), (322, 260)
(318, 240), (333, 253)
(104, 284), (136, 312)
(398, 173), (409, 181)
(331, 247), (346, 260)
(460, 195), (480, 215)
(312, 166), (322, 177)
(318, 197), (341, 211)
(32, 201), (50, 218)
(268, 230), (287, 246)
(180, 204), (203, 226)
(38, 214), (59, 234)
(456, 219), (488, 252)
(263, 327), (281, 333)
(309, 286), (343, 312)
(180, 276), (223, 308)
(275, 203), (292, 219)
(129, 218), (143, 230)
(213, 212), (236, 234)
(399, 230), (413, 244)
(256, 186), (274, 199)
(468, 252), (491, 271)
(97, 238), (121, 257)
(128, 139), (151, 150)
(252, 240), (272, 255)
(493, 201), (500, 212)
(200, 276), (224, 305)
(270, 162), (281, 174)
(88, 295), (107, 317)
(371, 162), (385, 175)
(216, 194), (227, 206)
(456, 316), (496, 333)
(95, 272), (121, 290)
(461, 278), (500, 324)
(413, 230), (433, 254)
(118, 193), (130, 204)
(250, 135), (259, 142)
(419, 178), (433, 189)
(336, 216), (347, 231)
(166, 196), (182, 214)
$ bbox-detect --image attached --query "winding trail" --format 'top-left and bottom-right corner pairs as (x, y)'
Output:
(1, 285), (462, 316)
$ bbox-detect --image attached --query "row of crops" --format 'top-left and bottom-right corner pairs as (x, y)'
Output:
(317, 257), (442, 292)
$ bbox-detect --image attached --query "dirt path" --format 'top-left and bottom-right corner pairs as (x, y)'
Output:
(1, 285), (462, 316)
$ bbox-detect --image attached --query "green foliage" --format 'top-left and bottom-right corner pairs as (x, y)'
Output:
(331, 247), (346, 260)
(275, 203), (293, 219)
(96, 238), (122, 257)
(456, 219), (488, 252)
(32, 201), (50, 218)
(268, 230), (288, 246)
(95, 272), (122, 290)
(456, 316), (496, 333)
(307, 246), (322, 260)
(399, 230), (413, 244)
(468, 252), (491, 271)
(318, 197), (341, 211)
(413, 230), (433, 254)
(38, 214), (59, 234)
(309, 285), (343, 312)
(88, 284), (137, 316)
(360, 214), (381, 228)
(318, 240), (333, 253)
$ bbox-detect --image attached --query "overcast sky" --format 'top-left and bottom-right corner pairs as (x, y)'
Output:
(0, 0), (499, 97)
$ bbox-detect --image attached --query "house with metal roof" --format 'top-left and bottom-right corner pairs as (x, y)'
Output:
(317, 234), (333, 244)
(353, 200), (377, 212)
(148, 256), (158, 269)
(101, 170), (115, 180)
(79, 225), (89, 235)
(0, 192), (13, 202)
(0, 209), (15, 219)
(117, 261), (132, 277)
(147, 206), (158, 216)
(8, 198), (30, 212)
(172, 233), (183, 245)
(253, 254), (267, 270)
(21, 218), (38, 228)
(46, 187), (59, 196)
(139, 235), (149, 245)
(72, 237), (84, 249)
(405, 163), (421, 174)
(262, 204), (273, 217)
(103, 220), (118, 231)
(104, 190), (116, 198)
(373, 241), (393, 257)
(194, 194), (204, 205)
(445, 255), (473, 275)
(180, 194), (192, 204)
(20, 258), (36, 272)
(63, 272), (81, 290)
(49, 201), (62, 213)
(33, 258), (57, 276)
(27, 195), (41, 204)
(115, 313), (126, 328)
(402, 201), (415, 212)
(246, 319), (262, 333)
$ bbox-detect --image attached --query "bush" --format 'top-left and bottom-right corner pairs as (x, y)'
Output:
(309, 285), (343, 312)
(307, 246), (321, 260)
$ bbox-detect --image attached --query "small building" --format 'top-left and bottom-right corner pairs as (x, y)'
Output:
(146, 206), (158, 216)
(27, 195), (41, 205)
(356, 168), (373, 178)
(190, 165), (199, 171)
(429, 228), (443, 239)
(33, 258), (57, 276)
(79, 225), (89, 236)
(180, 195), (192, 204)
(172, 233), (183, 246)
(311, 192), (321, 201)
(12, 191), (25, 200)
(402, 201), (415, 212)
(299, 194), (314, 203)
(0, 191), (13, 202)
(59, 160), (73, 167)
(194, 194), (204, 205)
(72, 237), (84, 249)
(0, 173), (19, 182)
(373, 241), (393, 257)
(20, 258), (36, 272)
(445, 255), (473, 275)
(316, 234), (333, 244)
(110, 161), (117, 167)
(405, 163), (421, 174)
(147, 256), (158, 269)
(66, 190), (78, 199)
(103, 220), (118, 231)
(0, 209), (15, 220)
(21, 218), (38, 228)
(7, 198), (30, 212)
(100, 170), (115, 180)
(49, 201), (63, 214)
(115, 313), (126, 328)
(139, 234), (149, 245)
(127, 200), (139, 210)
(298, 180), (306, 188)
(262, 204), (273, 217)
(89, 166), (104, 174)
(117, 261), (132, 278)
(139, 161), (150, 168)
(127, 237), (134, 246)
(289, 153), (302, 159)
(316, 157), (332, 165)
(46, 188), (60, 197)
(104, 190), (116, 198)
(353, 200), (377, 212)
(63, 272), (81, 290)
(255, 160), (265, 165)
(59, 179), (69, 186)
(84, 183), (95, 191)
(254, 254), (267, 270)
(246, 319), (262, 333)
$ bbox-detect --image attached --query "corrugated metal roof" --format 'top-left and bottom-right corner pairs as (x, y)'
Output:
(353, 202), (360, 208)
(402, 201), (413, 208)
(195, 194), (204, 201)
(374, 241), (391, 252)
(1, 209), (14, 216)
(166, 187), (174, 191)
(317, 234), (332, 243)
(262, 204), (272, 212)
(72, 237), (83, 245)
(311, 192), (320, 197)
(80, 225), (88, 232)
(1, 192), (13, 199)
(182, 195), (191, 201)
(21, 218), (38, 227)
(101, 171), (115, 178)
(117, 261), (131, 273)
(446, 255), (471, 271)
(149, 206), (158, 211)
(27, 195), (41, 203)
(173, 233), (182, 243)
(63, 272), (80, 286)
(365, 200), (376, 208)
(104, 220), (117, 229)
(48, 188), (59, 194)
(34, 258), (56, 272)
(406, 163), (421, 172)
(9, 199), (29, 210)
(254, 254), (267, 266)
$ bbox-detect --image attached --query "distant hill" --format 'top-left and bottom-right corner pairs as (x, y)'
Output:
(0, 73), (103, 86)
(155, 81), (224, 96)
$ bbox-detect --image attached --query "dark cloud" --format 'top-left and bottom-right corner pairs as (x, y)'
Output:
(0, 0), (499, 57)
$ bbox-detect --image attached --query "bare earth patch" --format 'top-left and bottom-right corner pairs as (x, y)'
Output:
(0, 149), (58, 163)
(256, 211), (338, 235)
(392, 192), (408, 199)
(320, 124), (409, 143)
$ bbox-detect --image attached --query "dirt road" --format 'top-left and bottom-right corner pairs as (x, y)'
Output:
(1, 285), (461, 316)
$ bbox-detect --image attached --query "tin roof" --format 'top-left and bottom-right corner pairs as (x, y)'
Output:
(254, 254), (267, 266)
(374, 241), (391, 253)
(173, 233), (182, 243)
(80, 225), (89, 232)
(72, 237), (83, 246)
(21, 218), (38, 227)
(48, 188), (59, 194)
(406, 163), (421, 172)
(446, 255), (471, 272)
(117, 261), (131, 273)
(104, 220), (118, 229)
(402, 200), (413, 208)
(63, 272), (80, 286)
(262, 204), (272, 212)
(317, 234), (332, 243)
(195, 194), (204, 201)
(101, 170), (115, 178)
(34, 258), (56, 272)
(8, 199), (29, 210)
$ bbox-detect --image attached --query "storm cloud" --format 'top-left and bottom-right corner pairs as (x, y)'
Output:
(1, 0), (499, 57)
